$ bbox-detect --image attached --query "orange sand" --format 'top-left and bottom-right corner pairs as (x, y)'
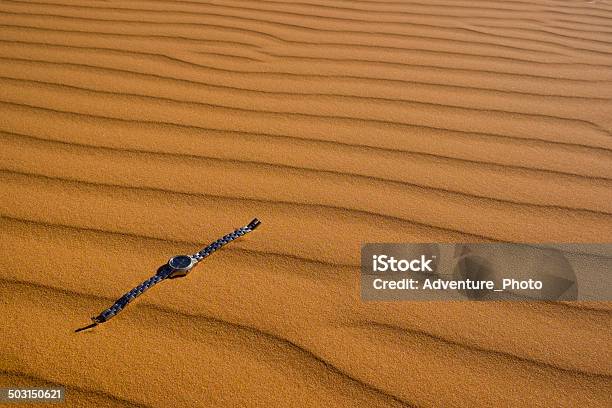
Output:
(1, 0), (611, 406)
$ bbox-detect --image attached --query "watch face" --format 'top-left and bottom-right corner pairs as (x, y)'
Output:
(169, 255), (192, 270)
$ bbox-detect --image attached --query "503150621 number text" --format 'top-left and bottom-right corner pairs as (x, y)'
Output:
(0, 387), (64, 403)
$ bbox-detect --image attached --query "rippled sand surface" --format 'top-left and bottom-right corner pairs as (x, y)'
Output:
(1, 0), (611, 406)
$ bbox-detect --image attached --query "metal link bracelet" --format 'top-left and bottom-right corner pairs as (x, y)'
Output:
(75, 218), (261, 332)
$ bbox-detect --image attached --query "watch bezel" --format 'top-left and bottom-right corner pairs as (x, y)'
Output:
(168, 255), (195, 271)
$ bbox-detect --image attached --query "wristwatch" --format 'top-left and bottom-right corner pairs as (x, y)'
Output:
(76, 218), (261, 332)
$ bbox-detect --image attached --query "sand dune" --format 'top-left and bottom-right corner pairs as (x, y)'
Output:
(1, 0), (611, 406)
